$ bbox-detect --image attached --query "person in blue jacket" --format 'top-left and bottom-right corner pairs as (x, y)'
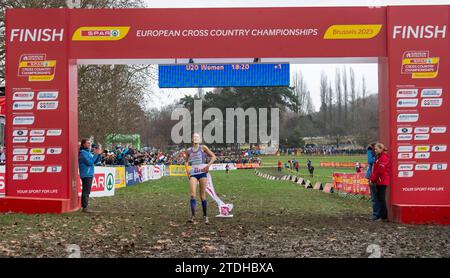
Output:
(79, 139), (102, 213)
(366, 143), (377, 220)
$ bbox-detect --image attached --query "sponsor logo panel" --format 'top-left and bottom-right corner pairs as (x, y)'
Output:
(397, 89), (418, 98)
(12, 101), (34, 110)
(12, 91), (34, 100)
(13, 116), (35, 125)
(415, 164), (431, 171)
(397, 114), (419, 123)
(37, 91), (58, 100)
(421, 88), (442, 97)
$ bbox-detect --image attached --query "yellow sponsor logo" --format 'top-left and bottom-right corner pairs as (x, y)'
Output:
(324, 24), (382, 39)
(30, 148), (45, 154)
(115, 167), (126, 189)
(169, 165), (189, 177)
(416, 146), (430, 152)
(72, 26), (130, 41)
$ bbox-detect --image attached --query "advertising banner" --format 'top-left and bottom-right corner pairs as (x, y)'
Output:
(5, 9), (77, 203)
(68, 8), (386, 60)
(141, 165), (150, 182)
(320, 162), (368, 168)
(125, 166), (141, 186)
(78, 167), (115, 198)
(332, 172), (370, 196)
(235, 163), (260, 169)
(0, 166), (5, 196)
(114, 166), (126, 189)
(210, 163), (237, 171)
(169, 165), (188, 177)
(387, 6), (450, 206)
(149, 165), (163, 180)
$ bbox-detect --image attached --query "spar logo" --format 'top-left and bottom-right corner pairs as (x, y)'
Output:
(72, 26), (130, 41)
(106, 173), (114, 191)
(92, 173), (114, 191)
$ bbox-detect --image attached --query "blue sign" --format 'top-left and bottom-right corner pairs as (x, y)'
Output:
(158, 63), (290, 88)
(125, 166), (141, 186)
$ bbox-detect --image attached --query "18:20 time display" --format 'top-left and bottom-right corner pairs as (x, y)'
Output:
(231, 64), (250, 70)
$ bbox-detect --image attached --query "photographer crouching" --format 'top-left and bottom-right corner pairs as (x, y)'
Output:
(78, 138), (102, 213)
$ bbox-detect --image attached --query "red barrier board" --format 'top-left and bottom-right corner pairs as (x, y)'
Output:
(0, 97), (5, 115)
(235, 163), (260, 169)
(320, 162), (368, 168)
(332, 172), (371, 196)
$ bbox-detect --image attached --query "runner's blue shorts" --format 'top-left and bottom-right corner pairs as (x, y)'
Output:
(190, 173), (207, 180)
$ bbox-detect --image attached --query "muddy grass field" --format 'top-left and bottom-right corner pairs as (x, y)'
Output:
(0, 168), (449, 258)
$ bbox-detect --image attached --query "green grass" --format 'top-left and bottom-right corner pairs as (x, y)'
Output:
(0, 159), (372, 257)
(1, 157), (449, 258)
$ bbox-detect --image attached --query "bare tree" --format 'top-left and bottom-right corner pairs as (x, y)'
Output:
(342, 66), (348, 122)
(319, 72), (328, 128)
(335, 68), (342, 124)
(327, 81), (333, 133)
(362, 76), (368, 106)
(349, 67), (356, 122)
(293, 71), (314, 115)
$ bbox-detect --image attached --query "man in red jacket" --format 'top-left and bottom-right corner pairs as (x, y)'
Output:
(369, 143), (390, 221)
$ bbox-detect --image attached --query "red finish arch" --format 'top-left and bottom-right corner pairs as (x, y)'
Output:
(2, 6), (450, 224)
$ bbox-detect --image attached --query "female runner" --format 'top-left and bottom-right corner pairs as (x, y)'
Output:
(185, 133), (217, 224)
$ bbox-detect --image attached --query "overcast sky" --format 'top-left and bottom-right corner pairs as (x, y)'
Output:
(144, 0), (450, 110)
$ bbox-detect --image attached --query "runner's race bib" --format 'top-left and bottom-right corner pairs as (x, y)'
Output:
(190, 164), (206, 176)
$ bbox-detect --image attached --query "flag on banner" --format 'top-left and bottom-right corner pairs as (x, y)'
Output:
(154, 165), (160, 173)
(206, 173), (234, 218)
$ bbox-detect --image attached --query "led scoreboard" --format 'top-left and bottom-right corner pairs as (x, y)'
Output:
(158, 63), (290, 88)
